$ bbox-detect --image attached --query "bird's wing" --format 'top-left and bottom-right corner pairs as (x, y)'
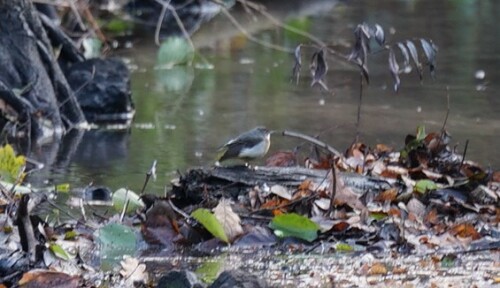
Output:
(217, 136), (263, 161)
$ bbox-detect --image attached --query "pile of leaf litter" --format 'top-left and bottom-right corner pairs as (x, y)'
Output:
(0, 124), (498, 287)
(168, 126), (498, 251)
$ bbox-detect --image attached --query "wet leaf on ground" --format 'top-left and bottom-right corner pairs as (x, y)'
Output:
(269, 213), (319, 242)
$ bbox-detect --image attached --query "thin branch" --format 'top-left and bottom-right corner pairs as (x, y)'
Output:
(154, 0), (170, 46)
(119, 188), (130, 222)
(230, 0), (351, 61)
(459, 139), (469, 172)
(327, 159), (337, 215)
(219, 8), (292, 53)
(67, 0), (86, 32)
(355, 71), (364, 142)
(282, 130), (342, 158)
(140, 160), (157, 196)
(436, 86), (451, 150)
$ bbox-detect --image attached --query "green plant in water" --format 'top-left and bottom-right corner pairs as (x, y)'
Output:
(0, 144), (26, 184)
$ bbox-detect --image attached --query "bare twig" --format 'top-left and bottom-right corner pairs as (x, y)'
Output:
(153, 0), (213, 67)
(327, 160), (337, 215)
(140, 160), (157, 196)
(154, 0), (170, 46)
(219, 8), (292, 53)
(67, 0), (86, 32)
(82, 6), (107, 42)
(436, 86), (451, 150)
(120, 188), (130, 222)
(459, 139), (469, 172)
(355, 71), (364, 142)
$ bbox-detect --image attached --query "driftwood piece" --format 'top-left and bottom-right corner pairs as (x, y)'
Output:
(211, 166), (394, 192)
(172, 166), (396, 206)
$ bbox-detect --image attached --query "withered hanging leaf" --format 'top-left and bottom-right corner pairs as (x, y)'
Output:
(310, 49), (328, 90)
(292, 44), (302, 85)
(348, 24), (371, 84)
(396, 42), (412, 73)
(420, 38), (438, 78)
(349, 24), (370, 64)
(388, 48), (400, 92)
(405, 40), (423, 80)
(373, 24), (385, 46)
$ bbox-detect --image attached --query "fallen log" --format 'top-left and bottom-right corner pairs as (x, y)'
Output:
(171, 165), (396, 206)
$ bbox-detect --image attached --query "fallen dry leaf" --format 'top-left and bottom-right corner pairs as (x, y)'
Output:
(18, 270), (80, 288)
(424, 208), (439, 225)
(213, 199), (244, 242)
(375, 188), (398, 202)
(449, 223), (481, 240)
(368, 262), (388, 275)
(120, 256), (149, 286)
(266, 151), (298, 167)
(270, 184), (293, 200)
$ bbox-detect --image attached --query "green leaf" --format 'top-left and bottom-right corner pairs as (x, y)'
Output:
(335, 242), (354, 252)
(441, 254), (457, 268)
(416, 125), (426, 141)
(97, 223), (137, 271)
(56, 183), (70, 193)
(269, 213), (319, 242)
(284, 17), (312, 42)
(195, 259), (223, 283)
(0, 144), (26, 184)
(49, 243), (71, 260)
(64, 230), (78, 240)
(414, 179), (438, 194)
(191, 208), (229, 243)
(369, 212), (388, 221)
(157, 37), (194, 68)
(112, 188), (145, 213)
(104, 19), (133, 33)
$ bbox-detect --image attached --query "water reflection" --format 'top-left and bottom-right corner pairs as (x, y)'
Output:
(28, 0), (499, 192)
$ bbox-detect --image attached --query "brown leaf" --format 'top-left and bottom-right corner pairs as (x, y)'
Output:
(331, 172), (365, 211)
(332, 221), (349, 232)
(19, 270), (80, 288)
(374, 143), (393, 154)
(424, 208), (439, 225)
(141, 200), (180, 245)
(387, 207), (401, 217)
(392, 266), (407, 274)
(492, 171), (500, 182)
(449, 223), (481, 240)
(368, 263), (388, 275)
(266, 151), (298, 167)
(375, 188), (398, 202)
(298, 179), (313, 191)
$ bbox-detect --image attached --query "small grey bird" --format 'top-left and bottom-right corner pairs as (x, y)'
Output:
(217, 127), (272, 162)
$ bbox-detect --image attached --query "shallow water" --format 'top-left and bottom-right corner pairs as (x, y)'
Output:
(29, 0), (499, 192)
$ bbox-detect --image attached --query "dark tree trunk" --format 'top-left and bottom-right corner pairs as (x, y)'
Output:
(0, 0), (86, 143)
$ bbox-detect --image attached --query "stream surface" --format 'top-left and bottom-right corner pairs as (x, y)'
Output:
(29, 0), (499, 194)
